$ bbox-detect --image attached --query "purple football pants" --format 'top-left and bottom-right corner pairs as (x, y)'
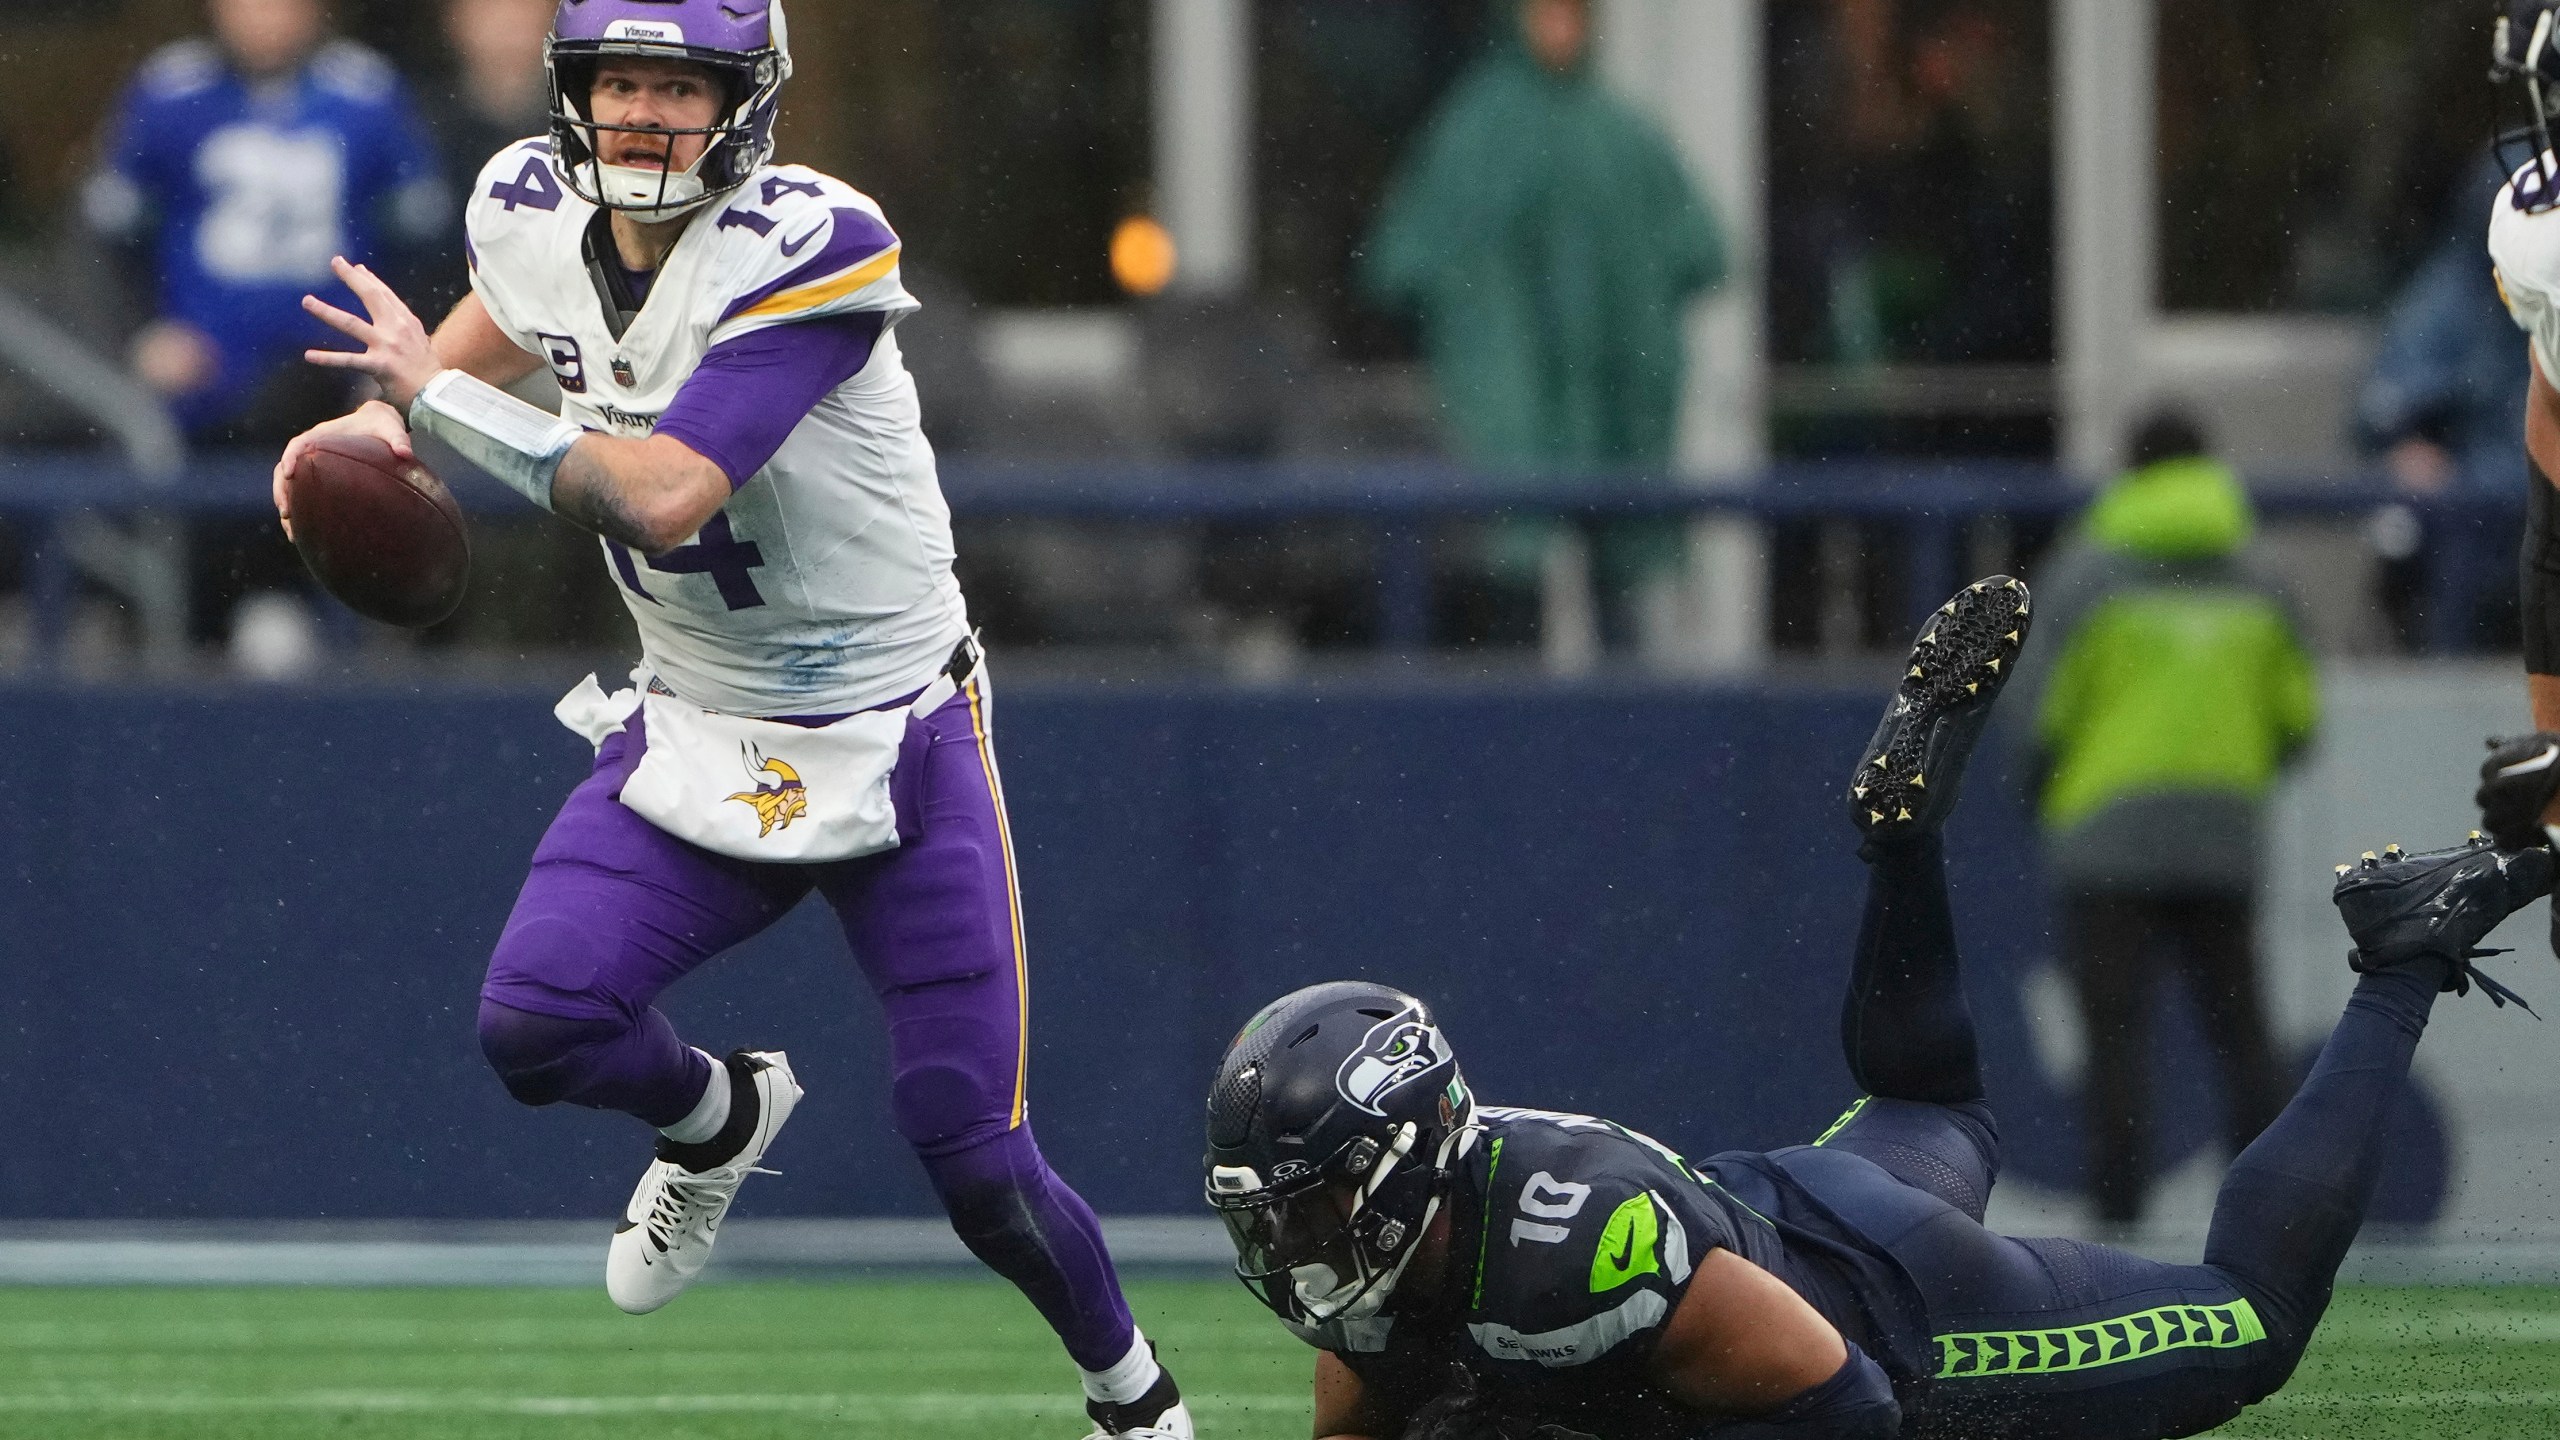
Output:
(476, 680), (1137, 1370)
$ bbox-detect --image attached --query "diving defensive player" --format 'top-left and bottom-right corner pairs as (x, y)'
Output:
(1205, 577), (2552, 1439)
(269, 5), (1188, 1435)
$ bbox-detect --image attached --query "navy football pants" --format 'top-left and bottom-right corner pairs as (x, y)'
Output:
(1815, 835), (2444, 1440)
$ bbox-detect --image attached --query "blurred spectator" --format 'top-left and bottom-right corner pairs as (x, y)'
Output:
(2017, 412), (2316, 1227)
(412, 0), (552, 316)
(1769, 0), (2051, 376)
(2354, 156), (2529, 654)
(1360, 0), (1724, 650)
(81, 0), (446, 444)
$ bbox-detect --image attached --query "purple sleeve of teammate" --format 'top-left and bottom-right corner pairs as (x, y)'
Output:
(653, 311), (888, 489)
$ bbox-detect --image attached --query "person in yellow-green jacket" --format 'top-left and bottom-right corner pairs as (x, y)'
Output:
(2016, 410), (2319, 1228)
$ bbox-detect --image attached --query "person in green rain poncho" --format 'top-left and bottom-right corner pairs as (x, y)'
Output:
(1363, 0), (1726, 650)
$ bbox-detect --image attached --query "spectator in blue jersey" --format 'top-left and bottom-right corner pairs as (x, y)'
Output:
(82, 0), (447, 444)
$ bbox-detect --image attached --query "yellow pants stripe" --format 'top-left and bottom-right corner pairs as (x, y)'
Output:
(963, 677), (1031, 1129)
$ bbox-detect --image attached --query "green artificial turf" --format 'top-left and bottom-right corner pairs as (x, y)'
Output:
(0, 1281), (2554, 1439)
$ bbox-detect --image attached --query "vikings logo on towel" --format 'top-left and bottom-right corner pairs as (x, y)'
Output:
(1336, 1006), (1452, 1116)
(725, 746), (809, 837)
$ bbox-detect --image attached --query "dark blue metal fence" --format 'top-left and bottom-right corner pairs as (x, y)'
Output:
(0, 451), (2506, 657)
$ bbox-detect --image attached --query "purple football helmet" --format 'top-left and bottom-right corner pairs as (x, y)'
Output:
(546, 0), (794, 220)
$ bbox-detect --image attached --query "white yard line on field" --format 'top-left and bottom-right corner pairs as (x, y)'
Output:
(0, 1390), (1309, 1417)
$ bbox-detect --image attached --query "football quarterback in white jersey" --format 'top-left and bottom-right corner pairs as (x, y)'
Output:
(270, 4), (1191, 1435)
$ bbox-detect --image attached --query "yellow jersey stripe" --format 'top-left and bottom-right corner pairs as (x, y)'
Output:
(731, 244), (902, 323)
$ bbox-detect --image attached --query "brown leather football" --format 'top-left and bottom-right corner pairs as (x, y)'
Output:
(286, 434), (471, 628)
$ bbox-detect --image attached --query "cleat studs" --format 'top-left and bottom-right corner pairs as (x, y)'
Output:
(1941, 602), (1957, 615)
(2383, 844), (2405, 859)
(1909, 666), (1925, 679)
(2336, 864), (2352, 877)
(2362, 851), (2380, 867)
(1910, 773), (1926, 788)
(2005, 631), (2021, 643)
(1986, 658), (2002, 673)
(1853, 785), (1869, 799)
(1966, 682), (1980, 694)
(1870, 810), (1886, 825)
(1896, 808), (1913, 822)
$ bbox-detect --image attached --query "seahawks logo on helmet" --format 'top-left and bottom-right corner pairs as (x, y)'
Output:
(1335, 1007), (1449, 1116)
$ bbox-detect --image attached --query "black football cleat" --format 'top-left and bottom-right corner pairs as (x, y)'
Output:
(2333, 834), (2557, 1013)
(1849, 576), (2032, 847)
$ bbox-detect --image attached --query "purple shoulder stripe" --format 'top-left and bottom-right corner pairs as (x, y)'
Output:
(464, 232), (480, 272)
(655, 313), (887, 488)
(719, 206), (900, 323)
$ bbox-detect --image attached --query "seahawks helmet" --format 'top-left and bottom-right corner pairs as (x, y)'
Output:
(2497, 2), (2560, 213)
(547, 0), (794, 221)
(1205, 982), (1478, 1328)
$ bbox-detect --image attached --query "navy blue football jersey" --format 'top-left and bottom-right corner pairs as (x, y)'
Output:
(1296, 1107), (1936, 1439)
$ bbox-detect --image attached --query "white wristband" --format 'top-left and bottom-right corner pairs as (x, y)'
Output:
(407, 369), (584, 510)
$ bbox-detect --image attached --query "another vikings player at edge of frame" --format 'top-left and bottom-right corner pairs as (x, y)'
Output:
(270, 4), (1190, 1435)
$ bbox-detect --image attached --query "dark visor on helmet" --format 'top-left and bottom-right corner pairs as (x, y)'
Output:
(1208, 1131), (1394, 1316)
(1214, 1187), (1361, 1312)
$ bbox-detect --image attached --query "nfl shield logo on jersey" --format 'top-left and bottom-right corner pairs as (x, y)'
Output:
(611, 357), (638, 388)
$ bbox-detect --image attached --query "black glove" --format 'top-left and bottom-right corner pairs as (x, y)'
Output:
(2476, 733), (2560, 851)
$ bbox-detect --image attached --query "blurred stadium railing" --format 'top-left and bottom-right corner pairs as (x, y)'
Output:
(0, 446), (2496, 666)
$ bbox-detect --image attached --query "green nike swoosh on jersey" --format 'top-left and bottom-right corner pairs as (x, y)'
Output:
(1591, 1192), (1661, 1293)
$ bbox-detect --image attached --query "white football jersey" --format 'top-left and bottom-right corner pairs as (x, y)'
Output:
(463, 138), (968, 717)
(2492, 157), (2560, 384)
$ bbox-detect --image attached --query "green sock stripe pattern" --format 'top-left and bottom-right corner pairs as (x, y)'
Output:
(1934, 1298), (2267, 1380)
(1812, 1096), (1871, 1147)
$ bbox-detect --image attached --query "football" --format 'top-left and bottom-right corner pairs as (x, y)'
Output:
(285, 434), (471, 628)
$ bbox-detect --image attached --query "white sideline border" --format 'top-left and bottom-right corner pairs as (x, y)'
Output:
(5, 1219), (2560, 1287)
(0, 1218), (1230, 1286)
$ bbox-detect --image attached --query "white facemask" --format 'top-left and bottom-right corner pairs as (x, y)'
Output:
(589, 156), (716, 223)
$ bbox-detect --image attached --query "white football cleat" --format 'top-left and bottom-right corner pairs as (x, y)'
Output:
(605, 1049), (802, 1315)
(1081, 1401), (1192, 1439)
(1082, 1368), (1193, 1438)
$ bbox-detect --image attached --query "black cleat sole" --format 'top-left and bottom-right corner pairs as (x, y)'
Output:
(1851, 576), (2032, 841)
(2335, 834), (2556, 1010)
